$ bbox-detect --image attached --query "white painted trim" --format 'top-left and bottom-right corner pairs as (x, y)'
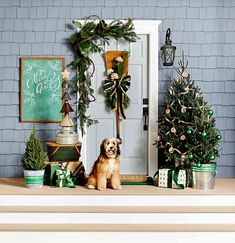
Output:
(1, 232), (235, 243)
(1, 195), (235, 207)
(1, 213), (235, 225)
(74, 20), (161, 176)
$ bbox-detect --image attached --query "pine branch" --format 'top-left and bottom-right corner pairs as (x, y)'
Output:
(68, 16), (138, 135)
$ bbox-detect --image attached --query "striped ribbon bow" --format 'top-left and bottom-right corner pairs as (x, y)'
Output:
(103, 74), (131, 119)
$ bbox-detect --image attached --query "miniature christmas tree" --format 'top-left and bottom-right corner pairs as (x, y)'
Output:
(56, 69), (79, 144)
(22, 128), (47, 170)
(155, 55), (221, 166)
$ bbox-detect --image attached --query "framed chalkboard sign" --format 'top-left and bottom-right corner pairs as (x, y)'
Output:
(20, 57), (64, 122)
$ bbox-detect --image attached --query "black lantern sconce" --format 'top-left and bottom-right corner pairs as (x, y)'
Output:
(161, 28), (176, 66)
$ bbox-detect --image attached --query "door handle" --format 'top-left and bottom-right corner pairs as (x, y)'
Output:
(143, 107), (148, 131)
(143, 98), (148, 131)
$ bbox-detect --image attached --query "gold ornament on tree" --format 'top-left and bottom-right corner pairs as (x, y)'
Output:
(182, 71), (188, 78)
(181, 107), (187, 113)
(169, 147), (174, 153)
(171, 127), (176, 133)
(165, 108), (170, 114)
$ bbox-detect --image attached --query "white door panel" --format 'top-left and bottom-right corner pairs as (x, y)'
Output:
(87, 35), (148, 174)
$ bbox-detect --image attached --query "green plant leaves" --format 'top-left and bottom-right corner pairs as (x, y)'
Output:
(75, 21), (82, 29)
(68, 16), (138, 136)
(79, 41), (91, 56)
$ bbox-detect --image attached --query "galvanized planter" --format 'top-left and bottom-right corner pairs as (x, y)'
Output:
(24, 170), (45, 189)
(191, 163), (216, 190)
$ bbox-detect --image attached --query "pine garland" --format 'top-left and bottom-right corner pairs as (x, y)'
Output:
(68, 15), (138, 136)
(21, 128), (47, 170)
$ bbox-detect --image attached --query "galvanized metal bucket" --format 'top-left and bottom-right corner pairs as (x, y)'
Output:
(191, 163), (216, 190)
(24, 170), (45, 189)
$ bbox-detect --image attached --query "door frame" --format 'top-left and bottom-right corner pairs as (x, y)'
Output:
(75, 20), (161, 176)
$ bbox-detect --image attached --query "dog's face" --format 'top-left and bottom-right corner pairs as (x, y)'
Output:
(100, 138), (120, 158)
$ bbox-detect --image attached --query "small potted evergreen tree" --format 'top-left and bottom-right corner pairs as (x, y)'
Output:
(22, 128), (47, 188)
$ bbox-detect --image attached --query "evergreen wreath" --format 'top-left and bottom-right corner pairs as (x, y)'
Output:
(68, 15), (138, 136)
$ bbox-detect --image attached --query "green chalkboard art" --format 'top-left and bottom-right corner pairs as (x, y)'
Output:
(20, 57), (64, 122)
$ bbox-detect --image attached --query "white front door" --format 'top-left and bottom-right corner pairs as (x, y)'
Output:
(86, 35), (148, 175)
(76, 20), (161, 176)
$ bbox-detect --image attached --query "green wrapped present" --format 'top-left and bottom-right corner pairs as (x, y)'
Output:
(172, 168), (187, 189)
(56, 169), (75, 188)
(44, 164), (61, 186)
(158, 168), (173, 188)
(156, 164), (187, 189)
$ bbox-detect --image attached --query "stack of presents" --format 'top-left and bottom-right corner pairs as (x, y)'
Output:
(44, 142), (86, 188)
(44, 70), (86, 188)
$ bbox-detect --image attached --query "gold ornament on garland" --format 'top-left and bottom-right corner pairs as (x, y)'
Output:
(68, 15), (138, 136)
(180, 134), (186, 140)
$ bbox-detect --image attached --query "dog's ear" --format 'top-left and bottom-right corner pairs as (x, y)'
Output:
(100, 138), (107, 154)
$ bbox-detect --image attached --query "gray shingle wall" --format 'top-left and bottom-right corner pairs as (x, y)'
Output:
(0, 0), (234, 177)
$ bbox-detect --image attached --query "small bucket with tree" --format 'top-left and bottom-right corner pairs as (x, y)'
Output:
(22, 128), (47, 188)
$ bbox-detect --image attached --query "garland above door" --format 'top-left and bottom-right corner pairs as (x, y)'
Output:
(68, 15), (138, 136)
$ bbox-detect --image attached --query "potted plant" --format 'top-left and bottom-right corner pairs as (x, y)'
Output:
(155, 54), (221, 190)
(21, 128), (47, 188)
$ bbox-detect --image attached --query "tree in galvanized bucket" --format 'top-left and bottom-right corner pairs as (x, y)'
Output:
(155, 54), (221, 166)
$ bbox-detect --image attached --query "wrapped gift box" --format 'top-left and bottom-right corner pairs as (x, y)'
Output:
(44, 164), (61, 186)
(68, 161), (86, 186)
(158, 168), (173, 188)
(172, 169), (187, 189)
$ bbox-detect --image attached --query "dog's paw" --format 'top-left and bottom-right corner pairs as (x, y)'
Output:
(97, 186), (105, 191)
(112, 185), (122, 190)
(87, 184), (95, 190)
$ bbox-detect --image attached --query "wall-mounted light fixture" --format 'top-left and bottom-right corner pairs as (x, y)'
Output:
(161, 28), (176, 66)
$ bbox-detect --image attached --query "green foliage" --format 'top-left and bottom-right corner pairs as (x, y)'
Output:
(104, 93), (131, 110)
(68, 16), (138, 136)
(155, 55), (221, 165)
(104, 51), (131, 112)
(21, 128), (47, 170)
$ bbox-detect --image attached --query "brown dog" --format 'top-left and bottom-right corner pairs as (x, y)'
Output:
(86, 138), (122, 191)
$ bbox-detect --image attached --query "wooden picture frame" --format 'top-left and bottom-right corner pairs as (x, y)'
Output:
(20, 57), (64, 123)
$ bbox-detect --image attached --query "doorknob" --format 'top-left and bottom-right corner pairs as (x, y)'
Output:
(143, 98), (148, 131)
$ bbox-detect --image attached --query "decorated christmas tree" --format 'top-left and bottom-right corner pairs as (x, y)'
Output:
(155, 55), (221, 167)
